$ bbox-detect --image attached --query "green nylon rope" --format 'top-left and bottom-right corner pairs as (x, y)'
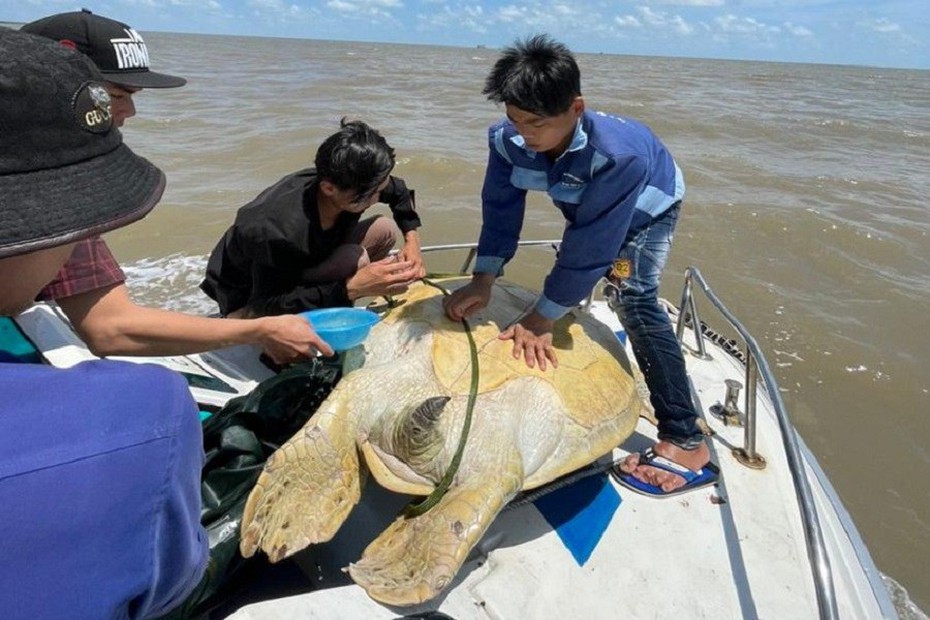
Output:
(402, 277), (480, 517)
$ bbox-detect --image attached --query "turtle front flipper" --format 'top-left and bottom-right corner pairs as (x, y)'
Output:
(240, 391), (362, 562)
(348, 448), (524, 606)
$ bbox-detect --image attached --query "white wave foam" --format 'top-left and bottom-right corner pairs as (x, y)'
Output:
(883, 574), (930, 620)
(122, 254), (220, 316)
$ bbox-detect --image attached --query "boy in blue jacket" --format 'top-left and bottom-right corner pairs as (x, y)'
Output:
(443, 35), (716, 496)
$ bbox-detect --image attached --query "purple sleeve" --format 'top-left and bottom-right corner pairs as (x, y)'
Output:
(0, 360), (207, 619)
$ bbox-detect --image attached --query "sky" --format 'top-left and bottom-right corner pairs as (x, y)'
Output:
(8, 0), (929, 70)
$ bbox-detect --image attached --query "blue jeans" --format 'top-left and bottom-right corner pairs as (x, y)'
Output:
(605, 203), (703, 447)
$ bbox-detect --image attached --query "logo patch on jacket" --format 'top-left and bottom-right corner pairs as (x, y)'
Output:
(610, 259), (632, 281)
(560, 173), (585, 189)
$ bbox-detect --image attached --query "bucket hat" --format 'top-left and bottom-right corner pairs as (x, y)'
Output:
(20, 9), (186, 89)
(0, 29), (165, 259)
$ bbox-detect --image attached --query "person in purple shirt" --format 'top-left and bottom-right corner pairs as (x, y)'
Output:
(0, 29), (206, 618)
(443, 35), (718, 497)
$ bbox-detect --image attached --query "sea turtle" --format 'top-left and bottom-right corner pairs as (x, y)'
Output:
(239, 277), (640, 606)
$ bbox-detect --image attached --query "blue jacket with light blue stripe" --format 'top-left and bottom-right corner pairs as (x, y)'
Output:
(475, 109), (684, 320)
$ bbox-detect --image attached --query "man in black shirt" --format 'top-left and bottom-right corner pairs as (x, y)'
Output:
(202, 120), (424, 317)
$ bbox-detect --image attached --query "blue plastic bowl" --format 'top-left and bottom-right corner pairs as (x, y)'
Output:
(300, 307), (380, 352)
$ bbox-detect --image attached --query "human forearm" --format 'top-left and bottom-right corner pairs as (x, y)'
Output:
(82, 307), (276, 356)
(58, 284), (329, 358)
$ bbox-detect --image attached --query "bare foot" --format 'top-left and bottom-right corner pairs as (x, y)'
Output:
(619, 441), (711, 493)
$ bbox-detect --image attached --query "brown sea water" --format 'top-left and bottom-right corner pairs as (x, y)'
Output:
(105, 32), (928, 613)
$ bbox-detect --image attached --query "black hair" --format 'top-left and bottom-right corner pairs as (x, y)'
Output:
(314, 118), (395, 200)
(482, 34), (581, 117)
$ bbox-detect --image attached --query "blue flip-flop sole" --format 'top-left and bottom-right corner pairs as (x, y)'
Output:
(611, 448), (720, 498)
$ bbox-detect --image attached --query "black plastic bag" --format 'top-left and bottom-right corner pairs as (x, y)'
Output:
(161, 357), (341, 619)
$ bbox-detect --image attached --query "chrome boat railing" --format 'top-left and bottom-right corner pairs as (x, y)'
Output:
(673, 266), (838, 620)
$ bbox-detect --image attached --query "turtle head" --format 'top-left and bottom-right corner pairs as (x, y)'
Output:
(389, 396), (450, 469)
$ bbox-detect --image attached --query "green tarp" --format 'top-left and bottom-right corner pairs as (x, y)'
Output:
(163, 357), (342, 619)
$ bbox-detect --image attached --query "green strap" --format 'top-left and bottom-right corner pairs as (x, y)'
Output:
(403, 278), (480, 517)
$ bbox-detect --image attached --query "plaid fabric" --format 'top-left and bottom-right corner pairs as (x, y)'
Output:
(36, 236), (126, 301)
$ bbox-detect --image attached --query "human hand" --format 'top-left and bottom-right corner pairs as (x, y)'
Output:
(346, 256), (420, 300)
(398, 231), (426, 279)
(498, 311), (558, 371)
(442, 273), (495, 320)
(257, 315), (334, 364)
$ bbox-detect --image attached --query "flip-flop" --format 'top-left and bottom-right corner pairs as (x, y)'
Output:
(611, 447), (720, 498)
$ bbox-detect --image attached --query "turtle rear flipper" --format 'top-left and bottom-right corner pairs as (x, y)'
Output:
(240, 396), (362, 562)
(348, 449), (523, 606)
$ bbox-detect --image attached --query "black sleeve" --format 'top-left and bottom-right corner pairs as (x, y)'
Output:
(200, 226), (254, 316)
(248, 280), (352, 316)
(381, 175), (421, 234)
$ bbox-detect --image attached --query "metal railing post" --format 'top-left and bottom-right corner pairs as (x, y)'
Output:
(676, 269), (710, 359)
(733, 351), (766, 469)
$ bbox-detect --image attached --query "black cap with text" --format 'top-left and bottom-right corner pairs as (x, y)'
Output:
(21, 9), (186, 89)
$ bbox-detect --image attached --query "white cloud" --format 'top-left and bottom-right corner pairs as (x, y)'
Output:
(168, 0), (217, 6)
(852, 16), (917, 47)
(714, 13), (779, 35)
(783, 21), (812, 37)
(326, 0), (403, 13)
(615, 14), (642, 28)
(637, 6), (664, 27)
(495, 4), (528, 23)
(404, 1), (605, 38)
(487, 2), (586, 31)
(417, 3), (488, 35)
(645, 0), (724, 5)
(670, 15), (693, 34)
(869, 17), (901, 33)
(636, 6), (693, 35)
(245, 0), (307, 17)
